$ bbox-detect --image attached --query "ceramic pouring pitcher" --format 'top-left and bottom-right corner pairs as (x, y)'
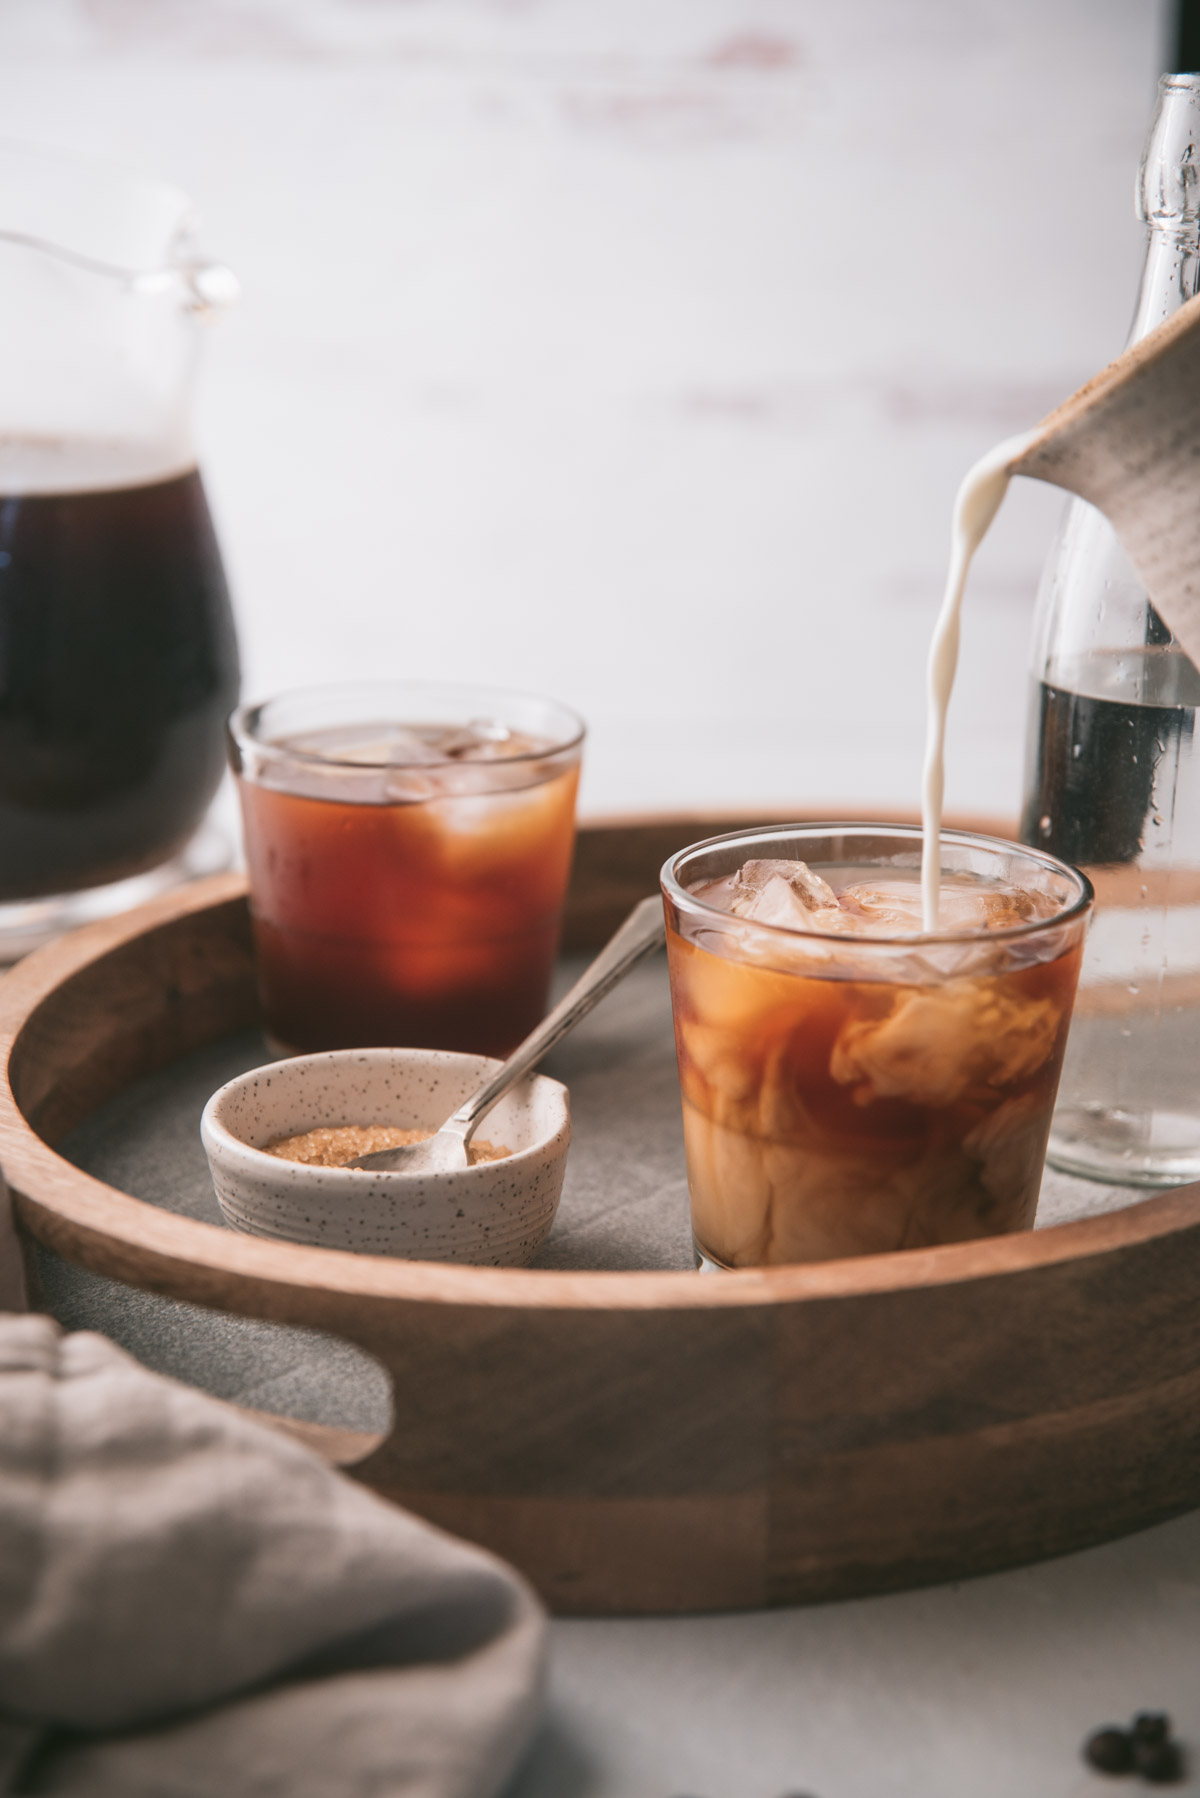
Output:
(1008, 291), (1200, 670)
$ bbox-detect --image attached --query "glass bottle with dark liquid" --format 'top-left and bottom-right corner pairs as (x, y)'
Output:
(0, 146), (240, 940)
(1020, 76), (1200, 1184)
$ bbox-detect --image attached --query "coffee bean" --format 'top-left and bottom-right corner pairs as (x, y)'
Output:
(1132, 1712), (1172, 1746)
(1133, 1737), (1184, 1784)
(1083, 1727), (1135, 1774)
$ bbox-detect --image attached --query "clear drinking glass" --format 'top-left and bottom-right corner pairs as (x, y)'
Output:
(661, 824), (1092, 1269)
(0, 143), (240, 954)
(230, 680), (584, 1057)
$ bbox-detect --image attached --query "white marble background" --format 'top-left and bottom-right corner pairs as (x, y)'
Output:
(0, 0), (1170, 820)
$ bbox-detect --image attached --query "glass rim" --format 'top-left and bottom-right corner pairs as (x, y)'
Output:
(228, 679), (586, 772)
(660, 820), (1094, 948)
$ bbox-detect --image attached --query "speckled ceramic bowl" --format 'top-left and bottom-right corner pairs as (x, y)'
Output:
(200, 1048), (571, 1265)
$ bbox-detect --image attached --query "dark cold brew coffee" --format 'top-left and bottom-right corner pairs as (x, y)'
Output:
(0, 466), (239, 899)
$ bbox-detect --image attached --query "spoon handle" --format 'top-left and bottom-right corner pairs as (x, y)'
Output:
(449, 895), (666, 1149)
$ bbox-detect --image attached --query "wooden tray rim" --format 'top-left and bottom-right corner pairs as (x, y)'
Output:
(3, 865), (1197, 1317)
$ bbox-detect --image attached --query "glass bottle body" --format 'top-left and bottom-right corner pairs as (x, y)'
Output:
(1020, 77), (1200, 1184)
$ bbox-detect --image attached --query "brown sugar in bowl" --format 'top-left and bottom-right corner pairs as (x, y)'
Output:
(200, 1047), (570, 1264)
(263, 1123), (511, 1168)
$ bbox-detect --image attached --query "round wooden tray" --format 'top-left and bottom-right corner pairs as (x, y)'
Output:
(2, 813), (1199, 1616)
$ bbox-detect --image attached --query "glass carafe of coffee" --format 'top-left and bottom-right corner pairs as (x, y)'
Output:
(0, 144), (240, 949)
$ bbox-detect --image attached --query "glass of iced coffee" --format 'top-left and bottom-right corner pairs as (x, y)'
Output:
(661, 824), (1092, 1269)
(230, 681), (583, 1057)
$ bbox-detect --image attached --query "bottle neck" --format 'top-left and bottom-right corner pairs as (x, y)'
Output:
(1126, 222), (1200, 345)
(1025, 75), (1200, 701)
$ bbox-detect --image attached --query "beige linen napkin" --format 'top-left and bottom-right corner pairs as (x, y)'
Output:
(0, 1312), (545, 1797)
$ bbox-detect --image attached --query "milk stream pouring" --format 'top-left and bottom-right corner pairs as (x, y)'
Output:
(1017, 74), (1200, 1186)
(921, 433), (1034, 931)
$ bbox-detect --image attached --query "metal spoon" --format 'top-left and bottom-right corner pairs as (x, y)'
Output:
(347, 895), (666, 1174)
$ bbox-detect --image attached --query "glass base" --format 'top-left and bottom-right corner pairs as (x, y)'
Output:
(1047, 1103), (1200, 1188)
(0, 821), (232, 965)
(694, 1242), (731, 1273)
